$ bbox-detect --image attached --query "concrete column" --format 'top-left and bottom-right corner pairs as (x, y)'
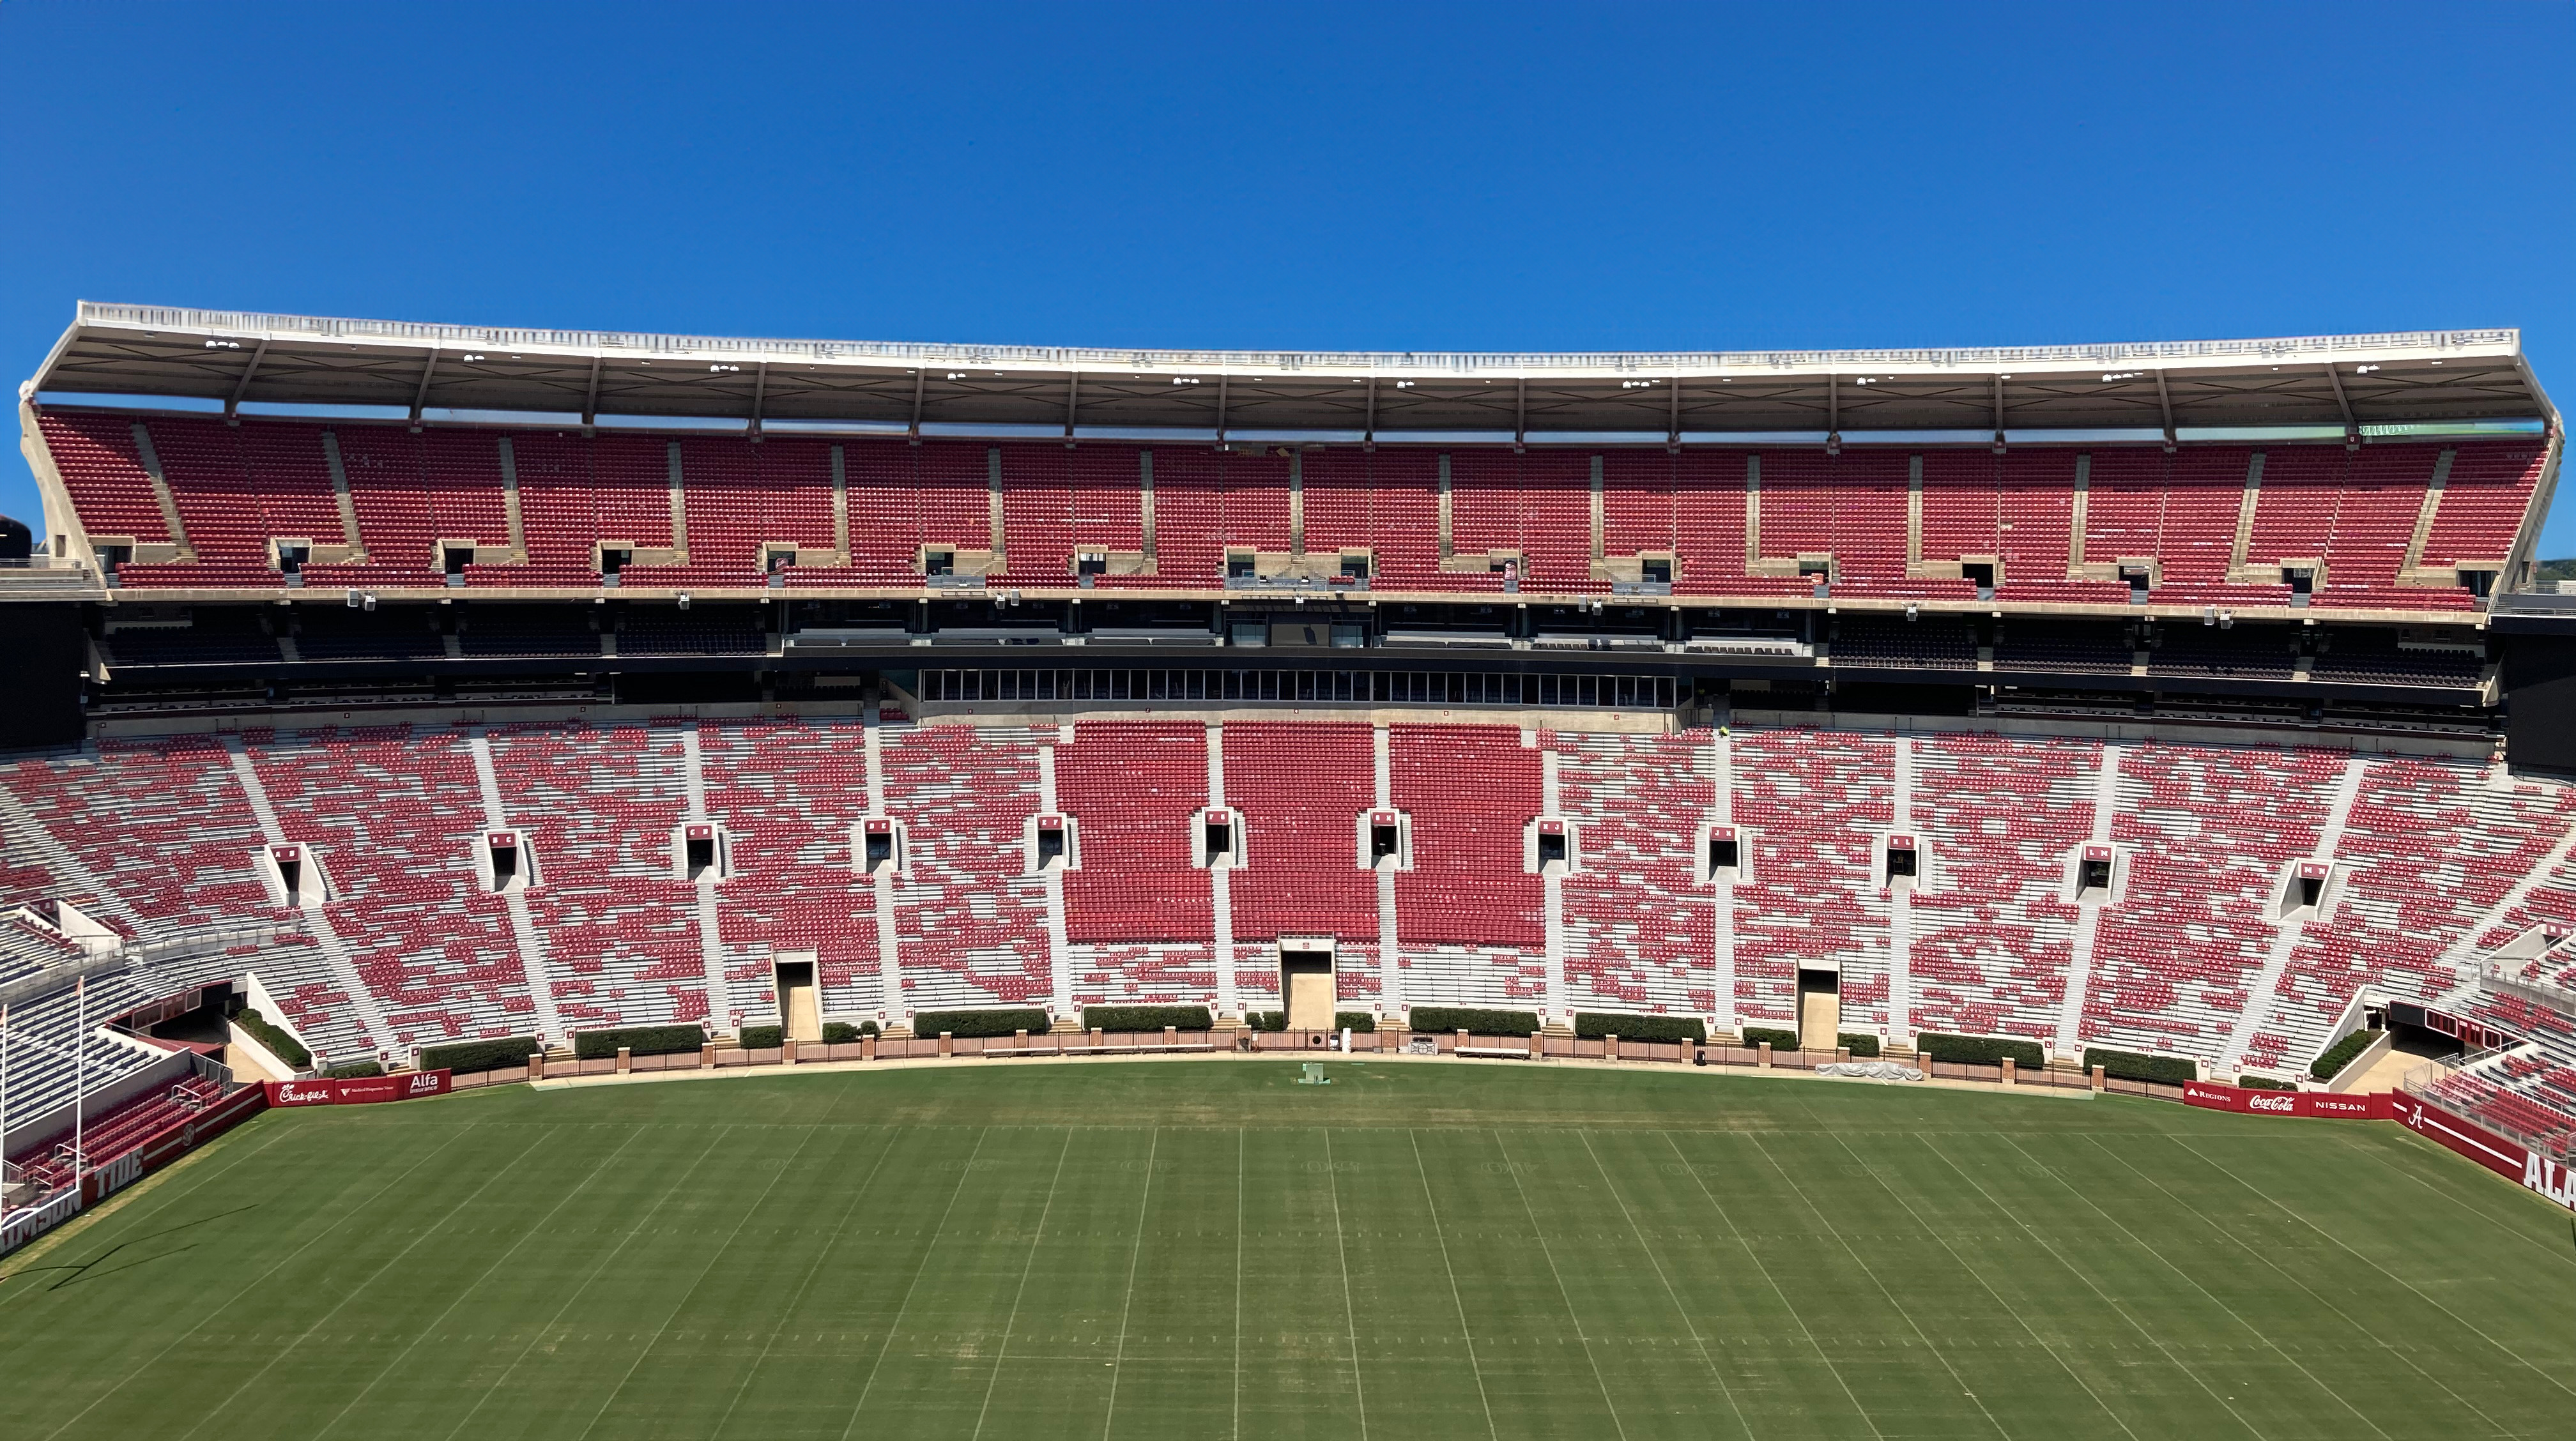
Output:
(527, 1053), (546, 1083)
(616, 1046), (631, 1074)
(1917, 1052), (1933, 1081)
(939, 1031), (954, 1058)
(701, 1042), (716, 1070)
(1606, 1034), (1620, 1062)
(2091, 1064), (2106, 1092)
(1530, 1030), (1545, 1060)
(1758, 1042), (1773, 1069)
(783, 1039), (799, 1066)
(1163, 1025), (1179, 1047)
(861, 1034), (877, 1062)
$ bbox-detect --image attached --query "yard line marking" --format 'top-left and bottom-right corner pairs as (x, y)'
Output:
(438, 1124), (740, 1441)
(1823, 1131), (2148, 1441)
(1657, 1130), (1890, 1441)
(2012, 1134), (2395, 1440)
(1232, 1127), (1245, 1441)
(571, 1122), (831, 1441)
(705, 1125), (904, 1440)
(1406, 1128), (1499, 1441)
(1573, 1131), (1753, 1441)
(2166, 1135), (2576, 1409)
(967, 1127), (1077, 1441)
(1492, 1130), (1632, 1441)
(309, 1125), (653, 1441)
(174, 1127), (555, 1441)
(1099, 1127), (1160, 1441)
(36, 1119), (488, 1441)
(1322, 1129), (1372, 1441)
(2335, 1132), (2576, 1276)
(1913, 1134), (2267, 1440)
(1744, 1131), (2016, 1441)
(833, 1126), (991, 1441)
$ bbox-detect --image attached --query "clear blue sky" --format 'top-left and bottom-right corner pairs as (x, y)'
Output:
(4, 3), (2570, 551)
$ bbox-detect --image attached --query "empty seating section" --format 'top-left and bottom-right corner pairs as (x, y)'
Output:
(37, 414), (169, 546)
(2422, 445), (2546, 565)
(2264, 759), (2576, 1069)
(882, 722), (1053, 1009)
(486, 724), (707, 1028)
(1391, 726), (1542, 950)
(1906, 733), (2091, 1042)
(1057, 723), (1212, 943)
(1224, 722), (1376, 942)
(252, 727), (530, 1047)
(1554, 732), (1709, 1017)
(698, 720), (881, 1019)
(4, 738), (272, 930)
(2090, 743), (2345, 1063)
(1729, 730), (1893, 1029)
(37, 413), (2547, 614)
(11, 1071), (226, 1192)
(1072, 943), (1216, 1010)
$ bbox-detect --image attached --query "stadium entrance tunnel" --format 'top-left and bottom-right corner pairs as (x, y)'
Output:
(771, 954), (820, 1042)
(1797, 966), (1842, 1051)
(1278, 940), (1337, 1033)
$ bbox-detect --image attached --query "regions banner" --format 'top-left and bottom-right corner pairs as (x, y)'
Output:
(263, 1070), (453, 1108)
(2389, 1092), (2576, 1214)
(2181, 1081), (2391, 1119)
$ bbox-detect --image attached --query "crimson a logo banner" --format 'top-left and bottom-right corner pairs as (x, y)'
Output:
(2390, 1092), (2576, 1214)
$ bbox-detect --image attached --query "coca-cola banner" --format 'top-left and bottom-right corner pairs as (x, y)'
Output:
(2181, 1081), (2391, 1119)
(2389, 1092), (2576, 1214)
(263, 1070), (453, 1108)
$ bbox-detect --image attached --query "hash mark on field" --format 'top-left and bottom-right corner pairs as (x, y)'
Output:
(1492, 1131), (1632, 1441)
(967, 1128), (1075, 1441)
(1659, 1131), (1890, 1441)
(1574, 1132), (1752, 1441)
(836, 1127), (992, 1441)
(1098, 1127), (1158, 1440)
(1406, 1129), (1499, 1441)
(1322, 1130), (1371, 1441)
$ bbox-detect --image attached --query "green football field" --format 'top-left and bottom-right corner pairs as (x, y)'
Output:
(6, 1060), (2574, 1441)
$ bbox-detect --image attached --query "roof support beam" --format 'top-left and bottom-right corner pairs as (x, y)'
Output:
(1215, 373), (1229, 446)
(1992, 372), (2007, 454)
(908, 370), (924, 445)
(2323, 363), (2358, 450)
(1667, 374), (1682, 452)
(1514, 377), (1527, 453)
(748, 362), (767, 441)
(1363, 375), (1377, 452)
(581, 355), (603, 431)
(1825, 372), (1840, 454)
(408, 349), (439, 431)
(224, 339), (269, 424)
(2154, 369), (2177, 452)
(1063, 370), (1079, 445)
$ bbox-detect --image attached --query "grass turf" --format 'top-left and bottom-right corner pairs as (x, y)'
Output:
(4, 1060), (2575, 1441)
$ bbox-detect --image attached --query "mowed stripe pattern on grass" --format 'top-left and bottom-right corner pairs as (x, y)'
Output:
(4, 1063), (2574, 1441)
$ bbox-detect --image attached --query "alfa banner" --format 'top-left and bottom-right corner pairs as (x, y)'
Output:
(2181, 1081), (2391, 1119)
(263, 1069), (453, 1108)
(2389, 1091), (2576, 1214)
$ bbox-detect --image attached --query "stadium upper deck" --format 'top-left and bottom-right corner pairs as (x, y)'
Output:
(14, 305), (2563, 621)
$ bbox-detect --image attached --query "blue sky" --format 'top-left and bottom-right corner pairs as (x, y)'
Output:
(4, 3), (2570, 551)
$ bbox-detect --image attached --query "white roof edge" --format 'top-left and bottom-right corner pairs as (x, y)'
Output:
(61, 301), (2525, 380)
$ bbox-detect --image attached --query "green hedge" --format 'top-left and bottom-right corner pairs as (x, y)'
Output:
(1245, 1011), (1284, 1032)
(1839, 1033), (1881, 1058)
(912, 1008), (1050, 1039)
(822, 1021), (879, 1043)
(1917, 1032), (2048, 1069)
(738, 1025), (785, 1049)
(322, 1060), (383, 1079)
(2238, 1074), (2297, 1091)
(1738, 1026), (1800, 1050)
(417, 1035), (542, 1074)
(573, 1024), (706, 1060)
(1574, 1012), (1706, 1044)
(2084, 1046), (2195, 1085)
(1335, 1012), (1377, 1033)
(235, 1008), (310, 1069)
(1407, 1007), (1542, 1037)
(2311, 1029), (2378, 1081)
(1081, 1005), (1212, 1033)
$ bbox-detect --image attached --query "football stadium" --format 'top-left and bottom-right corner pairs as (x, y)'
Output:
(4, 305), (2576, 1438)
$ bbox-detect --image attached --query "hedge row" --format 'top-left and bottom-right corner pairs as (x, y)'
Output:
(1407, 1007), (1541, 1037)
(417, 1036), (542, 1074)
(1335, 1012), (1377, 1034)
(2084, 1046), (2195, 1085)
(1738, 1026), (1800, 1050)
(323, 1060), (383, 1079)
(737, 1025), (785, 1050)
(912, 1008), (1050, 1039)
(235, 1008), (310, 1069)
(2238, 1074), (2297, 1091)
(1080, 1005), (1212, 1033)
(2311, 1029), (2378, 1081)
(573, 1024), (705, 1060)
(1245, 1011), (1285, 1032)
(822, 1021), (880, 1043)
(1839, 1033), (1882, 1058)
(1574, 1012), (1706, 1044)
(1917, 1032), (2047, 1069)
(1243, 1012), (1377, 1033)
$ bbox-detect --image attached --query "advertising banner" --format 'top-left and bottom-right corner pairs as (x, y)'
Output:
(2182, 1081), (2391, 1119)
(263, 1069), (453, 1108)
(2389, 1092), (2576, 1214)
